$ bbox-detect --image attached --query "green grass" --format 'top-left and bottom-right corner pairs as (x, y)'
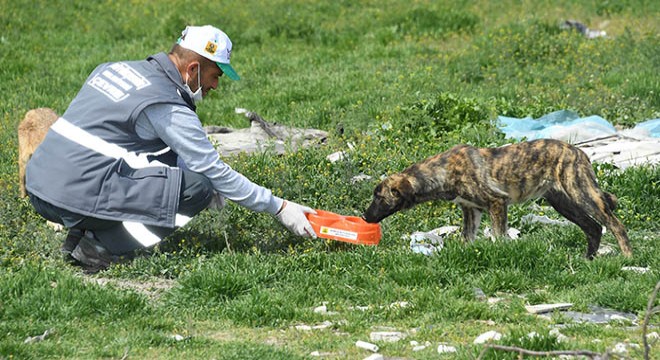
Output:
(1, 0), (659, 359)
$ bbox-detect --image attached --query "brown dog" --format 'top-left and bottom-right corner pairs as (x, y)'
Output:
(364, 139), (632, 258)
(17, 108), (58, 198)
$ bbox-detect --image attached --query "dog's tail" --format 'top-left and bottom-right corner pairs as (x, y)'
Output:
(604, 192), (618, 211)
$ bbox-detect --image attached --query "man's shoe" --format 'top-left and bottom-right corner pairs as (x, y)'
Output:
(71, 232), (121, 273)
(61, 229), (84, 262)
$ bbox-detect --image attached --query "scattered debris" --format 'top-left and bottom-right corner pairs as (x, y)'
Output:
(204, 108), (328, 157)
(473, 330), (502, 344)
(561, 305), (638, 324)
(560, 20), (607, 39)
(525, 303), (573, 314)
(313, 303), (339, 315)
(611, 342), (640, 356)
(24, 329), (52, 344)
(350, 173), (372, 184)
(473, 288), (487, 301)
(309, 351), (335, 357)
(326, 151), (346, 163)
(597, 244), (616, 256)
(487, 297), (504, 305)
(406, 226), (458, 255)
(355, 340), (379, 352)
(362, 354), (384, 360)
(521, 214), (570, 226)
(87, 277), (175, 301)
(294, 321), (334, 331)
(549, 328), (569, 343)
(388, 301), (410, 309)
(577, 134), (660, 169)
(621, 266), (651, 274)
(497, 110), (660, 169)
(369, 331), (407, 343)
(326, 142), (355, 163)
(437, 343), (458, 354)
(410, 340), (432, 351)
(483, 227), (520, 240)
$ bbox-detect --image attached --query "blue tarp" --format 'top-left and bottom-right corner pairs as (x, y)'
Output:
(497, 110), (660, 141)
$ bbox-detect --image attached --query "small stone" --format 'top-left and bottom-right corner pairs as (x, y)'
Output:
(549, 328), (568, 343)
(309, 351), (333, 357)
(474, 288), (487, 301)
(362, 354), (384, 360)
(612, 342), (628, 355)
(312, 321), (334, 330)
(473, 330), (502, 344)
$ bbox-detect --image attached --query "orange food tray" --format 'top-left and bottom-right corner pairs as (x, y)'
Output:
(306, 210), (382, 245)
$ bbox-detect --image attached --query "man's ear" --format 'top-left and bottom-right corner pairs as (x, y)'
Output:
(186, 61), (200, 74)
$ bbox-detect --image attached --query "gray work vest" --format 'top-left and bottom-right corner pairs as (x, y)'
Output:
(26, 53), (195, 228)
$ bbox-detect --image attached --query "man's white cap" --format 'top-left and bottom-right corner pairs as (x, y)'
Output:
(177, 25), (240, 81)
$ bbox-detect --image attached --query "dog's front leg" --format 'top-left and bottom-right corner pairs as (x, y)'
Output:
(488, 199), (508, 237)
(461, 205), (482, 242)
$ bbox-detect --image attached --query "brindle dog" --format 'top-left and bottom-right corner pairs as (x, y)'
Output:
(364, 139), (632, 258)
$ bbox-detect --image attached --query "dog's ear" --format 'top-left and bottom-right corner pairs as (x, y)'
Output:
(392, 177), (416, 209)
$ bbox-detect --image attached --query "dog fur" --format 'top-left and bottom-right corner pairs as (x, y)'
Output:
(17, 107), (58, 198)
(363, 139), (633, 258)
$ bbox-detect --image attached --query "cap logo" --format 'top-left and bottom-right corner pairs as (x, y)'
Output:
(205, 41), (217, 55)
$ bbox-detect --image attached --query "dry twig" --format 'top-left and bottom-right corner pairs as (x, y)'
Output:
(476, 344), (607, 359)
(476, 282), (660, 359)
(643, 281), (660, 360)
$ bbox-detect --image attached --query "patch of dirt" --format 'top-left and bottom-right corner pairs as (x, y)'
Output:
(87, 277), (176, 301)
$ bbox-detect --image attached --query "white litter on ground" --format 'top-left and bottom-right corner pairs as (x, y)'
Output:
(473, 330), (502, 344)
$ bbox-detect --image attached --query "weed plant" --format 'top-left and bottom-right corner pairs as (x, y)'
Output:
(1, 1), (658, 359)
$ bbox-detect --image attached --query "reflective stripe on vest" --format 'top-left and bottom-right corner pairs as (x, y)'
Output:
(51, 117), (193, 246)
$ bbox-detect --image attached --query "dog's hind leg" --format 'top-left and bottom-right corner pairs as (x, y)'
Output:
(598, 192), (633, 257)
(460, 206), (482, 242)
(544, 190), (604, 259)
(563, 162), (633, 258)
(583, 194), (632, 258)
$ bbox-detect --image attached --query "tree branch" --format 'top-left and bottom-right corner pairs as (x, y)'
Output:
(477, 344), (606, 359)
(643, 281), (660, 360)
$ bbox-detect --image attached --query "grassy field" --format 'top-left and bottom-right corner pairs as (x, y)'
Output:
(1, 1), (659, 359)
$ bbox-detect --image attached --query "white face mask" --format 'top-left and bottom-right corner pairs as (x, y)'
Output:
(184, 65), (203, 104)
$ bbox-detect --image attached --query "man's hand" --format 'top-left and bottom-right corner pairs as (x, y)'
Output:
(275, 200), (317, 238)
(207, 191), (226, 211)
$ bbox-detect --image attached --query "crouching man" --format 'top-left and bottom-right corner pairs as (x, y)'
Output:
(26, 25), (316, 273)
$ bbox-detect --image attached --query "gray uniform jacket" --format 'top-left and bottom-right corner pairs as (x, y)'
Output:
(27, 53), (201, 228)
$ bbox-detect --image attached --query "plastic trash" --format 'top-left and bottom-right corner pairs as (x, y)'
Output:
(407, 226), (459, 255)
(355, 340), (379, 352)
